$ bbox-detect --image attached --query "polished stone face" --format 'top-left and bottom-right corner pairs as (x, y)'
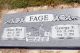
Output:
(0, 8), (80, 47)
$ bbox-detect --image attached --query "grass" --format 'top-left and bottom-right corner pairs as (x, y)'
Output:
(0, 0), (80, 9)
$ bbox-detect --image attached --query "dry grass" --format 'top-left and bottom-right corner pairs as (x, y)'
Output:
(0, 49), (79, 53)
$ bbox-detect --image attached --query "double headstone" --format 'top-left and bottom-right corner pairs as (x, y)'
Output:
(0, 8), (80, 48)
